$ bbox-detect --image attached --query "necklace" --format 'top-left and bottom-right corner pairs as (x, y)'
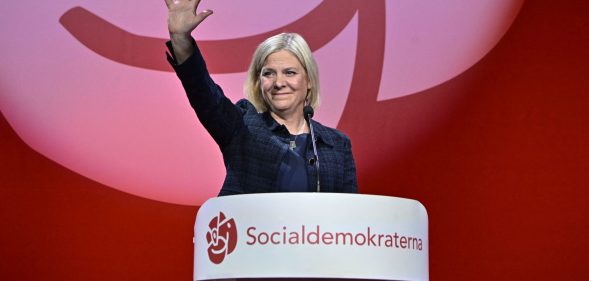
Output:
(289, 120), (307, 150)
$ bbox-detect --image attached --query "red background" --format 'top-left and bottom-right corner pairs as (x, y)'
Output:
(1, 0), (588, 280)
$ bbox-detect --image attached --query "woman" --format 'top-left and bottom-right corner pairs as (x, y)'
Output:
(165, 0), (357, 195)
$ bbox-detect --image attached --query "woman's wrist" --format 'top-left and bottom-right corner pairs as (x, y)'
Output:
(170, 33), (194, 64)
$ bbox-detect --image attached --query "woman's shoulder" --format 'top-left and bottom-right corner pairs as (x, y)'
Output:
(311, 120), (351, 146)
(235, 98), (256, 112)
(235, 99), (270, 127)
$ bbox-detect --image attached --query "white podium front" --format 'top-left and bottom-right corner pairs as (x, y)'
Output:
(194, 193), (428, 281)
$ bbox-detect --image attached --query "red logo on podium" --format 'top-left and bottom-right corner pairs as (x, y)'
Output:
(206, 212), (237, 264)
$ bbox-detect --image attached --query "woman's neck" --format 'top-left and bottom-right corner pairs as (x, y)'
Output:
(270, 111), (308, 135)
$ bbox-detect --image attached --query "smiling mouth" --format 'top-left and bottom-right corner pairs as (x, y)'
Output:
(59, 1), (360, 74)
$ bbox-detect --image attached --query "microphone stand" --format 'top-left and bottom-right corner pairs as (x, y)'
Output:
(304, 106), (320, 192)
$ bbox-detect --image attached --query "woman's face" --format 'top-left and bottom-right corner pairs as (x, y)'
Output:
(260, 50), (310, 116)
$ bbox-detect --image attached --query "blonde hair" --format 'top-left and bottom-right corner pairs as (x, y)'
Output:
(244, 33), (320, 112)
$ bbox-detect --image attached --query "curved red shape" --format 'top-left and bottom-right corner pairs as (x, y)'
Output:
(59, 0), (361, 73)
(338, 1), (386, 126)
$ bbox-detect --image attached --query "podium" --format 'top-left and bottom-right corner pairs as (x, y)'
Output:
(194, 193), (428, 281)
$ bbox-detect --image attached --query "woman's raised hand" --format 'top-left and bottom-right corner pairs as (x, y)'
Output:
(165, 0), (213, 63)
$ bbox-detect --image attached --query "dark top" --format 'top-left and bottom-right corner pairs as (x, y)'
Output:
(278, 133), (310, 192)
(166, 40), (358, 196)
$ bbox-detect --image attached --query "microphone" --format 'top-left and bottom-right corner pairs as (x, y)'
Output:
(303, 105), (314, 120)
(304, 106), (320, 192)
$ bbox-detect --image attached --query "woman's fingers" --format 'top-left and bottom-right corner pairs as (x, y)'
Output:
(191, 0), (201, 14)
(164, 0), (199, 11)
(163, 0), (176, 8)
(194, 9), (213, 25)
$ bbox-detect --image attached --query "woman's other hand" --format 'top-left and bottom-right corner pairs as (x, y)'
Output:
(165, 0), (213, 63)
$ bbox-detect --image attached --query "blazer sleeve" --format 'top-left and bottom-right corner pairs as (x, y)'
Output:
(342, 135), (359, 193)
(166, 39), (244, 149)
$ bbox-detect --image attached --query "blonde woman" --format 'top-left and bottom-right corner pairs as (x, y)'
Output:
(165, 0), (357, 195)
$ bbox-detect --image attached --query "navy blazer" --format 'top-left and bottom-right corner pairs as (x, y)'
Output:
(167, 41), (358, 195)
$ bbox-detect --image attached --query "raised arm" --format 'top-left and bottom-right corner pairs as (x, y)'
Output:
(165, 0), (213, 64)
(164, 0), (246, 149)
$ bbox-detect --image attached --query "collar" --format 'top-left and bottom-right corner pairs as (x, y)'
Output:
(261, 111), (335, 147)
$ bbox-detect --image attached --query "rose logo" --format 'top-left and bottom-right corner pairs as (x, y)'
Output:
(206, 212), (237, 264)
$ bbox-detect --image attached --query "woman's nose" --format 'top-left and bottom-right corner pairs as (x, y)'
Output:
(274, 74), (286, 88)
